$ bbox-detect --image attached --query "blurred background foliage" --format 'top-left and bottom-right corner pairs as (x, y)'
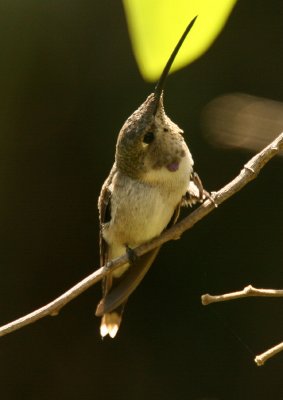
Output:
(123, 0), (237, 80)
(0, 1), (283, 399)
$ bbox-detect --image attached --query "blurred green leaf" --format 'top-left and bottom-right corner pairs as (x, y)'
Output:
(123, 0), (237, 81)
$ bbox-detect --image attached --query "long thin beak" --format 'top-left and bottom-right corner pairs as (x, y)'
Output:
(152, 15), (198, 115)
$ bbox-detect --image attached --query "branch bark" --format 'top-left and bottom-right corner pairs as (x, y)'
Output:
(202, 284), (283, 366)
(0, 132), (282, 346)
(255, 342), (283, 366)
(202, 285), (283, 305)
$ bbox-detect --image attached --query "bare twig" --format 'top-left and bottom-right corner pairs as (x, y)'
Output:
(202, 285), (283, 366)
(0, 132), (282, 339)
(255, 342), (283, 366)
(202, 285), (283, 305)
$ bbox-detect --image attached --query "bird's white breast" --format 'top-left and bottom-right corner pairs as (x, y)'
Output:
(103, 151), (193, 256)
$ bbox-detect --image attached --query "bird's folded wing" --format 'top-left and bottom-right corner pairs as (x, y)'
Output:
(95, 247), (160, 316)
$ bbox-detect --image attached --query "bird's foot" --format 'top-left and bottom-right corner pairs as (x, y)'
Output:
(126, 245), (138, 265)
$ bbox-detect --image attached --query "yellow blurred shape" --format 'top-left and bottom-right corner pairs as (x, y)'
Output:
(123, 0), (237, 81)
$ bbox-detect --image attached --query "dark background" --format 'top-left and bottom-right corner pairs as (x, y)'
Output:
(0, 1), (283, 399)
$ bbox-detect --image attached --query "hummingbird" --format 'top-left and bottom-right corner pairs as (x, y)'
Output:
(95, 16), (205, 338)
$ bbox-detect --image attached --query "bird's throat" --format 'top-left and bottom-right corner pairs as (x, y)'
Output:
(166, 162), (180, 172)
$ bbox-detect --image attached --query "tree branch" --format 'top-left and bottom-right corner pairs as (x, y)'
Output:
(202, 285), (283, 366)
(202, 285), (283, 305)
(255, 342), (283, 366)
(0, 132), (282, 340)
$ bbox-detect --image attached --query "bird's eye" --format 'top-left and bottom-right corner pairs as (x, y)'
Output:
(143, 131), (155, 144)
